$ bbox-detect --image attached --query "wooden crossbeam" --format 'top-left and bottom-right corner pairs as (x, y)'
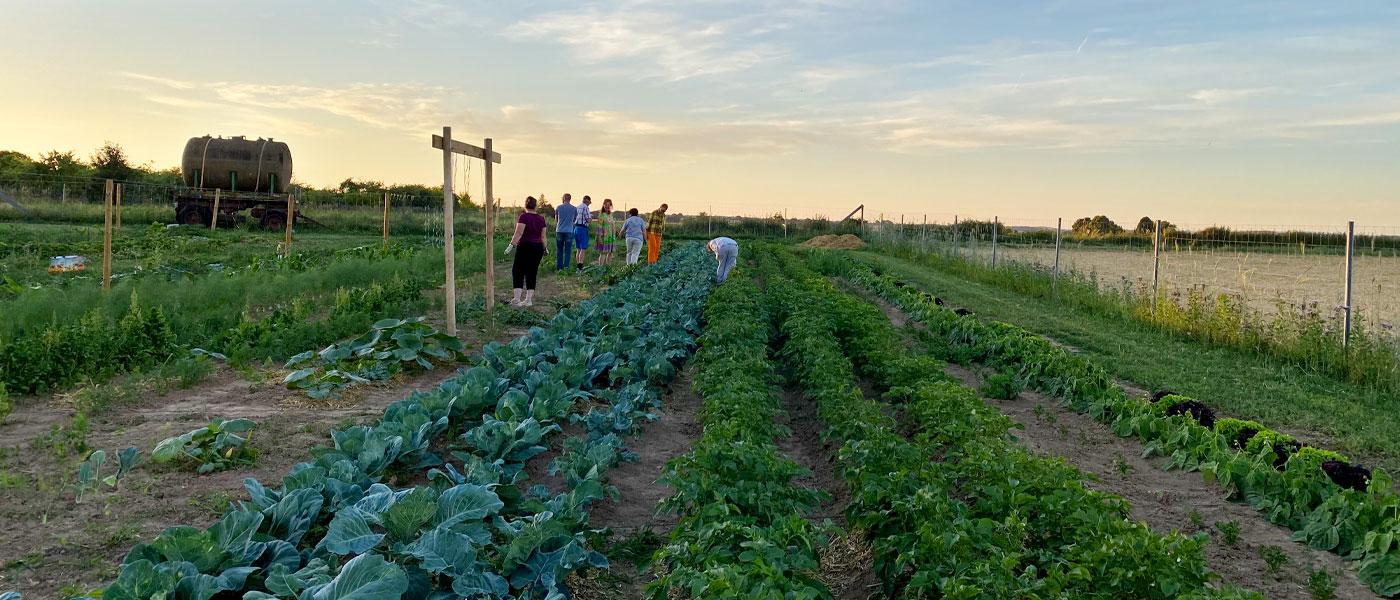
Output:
(432, 135), (502, 164)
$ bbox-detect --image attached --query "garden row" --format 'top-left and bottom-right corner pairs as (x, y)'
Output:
(820, 250), (1400, 596)
(649, 272), (831, 597)
(0, 241), (468, 395)
(763, 248), (1257, 598)
(46, 245), (714, 600)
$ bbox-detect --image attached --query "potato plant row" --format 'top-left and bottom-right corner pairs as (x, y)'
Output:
(649, 271), (831, 598)
(763, 249), (1257, 599)
(72, 245), (715, 600)
(825, 251), (1400, 597)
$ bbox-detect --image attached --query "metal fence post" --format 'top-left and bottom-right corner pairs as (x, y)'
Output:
(1344, 220), (1355, 349)
(1152, 219), (1162, 316)
(1053, 217), (1062, 294)
(991, 216), (999, 268)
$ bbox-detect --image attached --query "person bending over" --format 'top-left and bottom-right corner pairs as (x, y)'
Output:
(707, 236), (738, 284)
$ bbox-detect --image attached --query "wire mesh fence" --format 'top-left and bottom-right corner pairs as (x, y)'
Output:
(862, 213), (1400, 333)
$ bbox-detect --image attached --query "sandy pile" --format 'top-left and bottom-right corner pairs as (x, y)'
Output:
(800, 234), (866, 249)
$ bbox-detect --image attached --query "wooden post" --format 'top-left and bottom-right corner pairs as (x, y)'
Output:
(284, 194), (294, 252)
(1344, 220), (1355, 349)
(1151, 219), (1162, 316)
(210, 189), (221, 231)
(441, 127), (458, 336)
(1053, 217), (1063, 294)
(483, 137), (495, 313)
(381, 192), (389, 245)
(991, 216), (999, 268)
(114, 183), (123, 229)
(102, 180), (113, 290)
(430, 128), (501, 331)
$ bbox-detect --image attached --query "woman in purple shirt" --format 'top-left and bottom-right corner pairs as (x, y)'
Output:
(507, 196), (548, 307)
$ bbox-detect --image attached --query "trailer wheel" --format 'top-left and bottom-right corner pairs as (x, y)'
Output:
(177, 206), (210, 226)
(261, 210), (287, 230)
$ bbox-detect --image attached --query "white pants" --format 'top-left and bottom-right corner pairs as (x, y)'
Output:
(716, 244), (738, 283)
(625, 237), (643, 264)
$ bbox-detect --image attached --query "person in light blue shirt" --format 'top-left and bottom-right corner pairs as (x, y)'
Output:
(707, 236), (739, 283)
(554, 193), (576, 271)
(620, 208), (646, 265)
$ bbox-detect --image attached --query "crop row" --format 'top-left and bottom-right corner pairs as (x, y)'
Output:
(0, 242), (463, 394)
(68, 245), (714, 600)
(762, 248), (1256, 598)
(649, 271), (831, 598)
(822, 251), (1400, 596)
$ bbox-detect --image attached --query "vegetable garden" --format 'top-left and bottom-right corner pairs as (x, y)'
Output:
(5, 234), (1399, 599)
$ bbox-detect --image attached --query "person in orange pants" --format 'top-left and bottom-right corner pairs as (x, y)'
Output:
(645, 203), (668, 264)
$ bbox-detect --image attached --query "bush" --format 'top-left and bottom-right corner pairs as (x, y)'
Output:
(0, 382), (10, 423)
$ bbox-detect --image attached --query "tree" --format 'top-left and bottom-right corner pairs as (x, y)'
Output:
(1136, 217), (1155, 234)
(0, 151), (35, 177)
(91, 142), (135, 181)
(1070, 215), (1123, 237)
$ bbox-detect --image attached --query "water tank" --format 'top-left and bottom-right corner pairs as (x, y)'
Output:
(181, 135), (292, 193)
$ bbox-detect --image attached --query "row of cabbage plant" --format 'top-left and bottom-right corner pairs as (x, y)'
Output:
(45, 245), (714, 600)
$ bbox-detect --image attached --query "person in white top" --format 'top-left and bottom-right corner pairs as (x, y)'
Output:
(707, 237), (739, 284)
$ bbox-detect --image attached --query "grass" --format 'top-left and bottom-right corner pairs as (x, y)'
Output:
(856, 250), (1400, 472)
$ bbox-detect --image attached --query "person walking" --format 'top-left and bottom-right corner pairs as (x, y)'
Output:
(554, 193), (576, 271)
(573, 196), (592, 270)
(621, 208), (645, 265)
(507, 196), (548, 306)
(707, 236), (739, 284)
(593, 198), (617, 266)
(645, 203), (668, 264)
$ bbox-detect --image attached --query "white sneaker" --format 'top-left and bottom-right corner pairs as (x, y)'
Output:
(524, 298), (534, 307)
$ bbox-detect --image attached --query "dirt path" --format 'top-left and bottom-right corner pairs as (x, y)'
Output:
(568, 366), (704, 599)
(0, 263), (593, 597)
(851, 282), (1379, 599)
(776, 386), (848, 525)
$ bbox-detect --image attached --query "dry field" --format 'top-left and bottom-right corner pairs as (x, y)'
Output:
(958, 243), (1400, 327)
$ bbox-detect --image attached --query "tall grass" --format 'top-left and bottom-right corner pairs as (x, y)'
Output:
(869, 240), (1400, 394)
(0, 242), (487, 393)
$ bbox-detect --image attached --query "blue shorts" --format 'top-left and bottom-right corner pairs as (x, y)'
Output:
(574, 224), (590, 249)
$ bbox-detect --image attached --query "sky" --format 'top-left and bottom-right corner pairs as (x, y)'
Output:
(1, 0), (1398, 228)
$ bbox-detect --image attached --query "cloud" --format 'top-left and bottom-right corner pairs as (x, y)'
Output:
(121, 72), (459, 134)
(506, 8), (783, 81)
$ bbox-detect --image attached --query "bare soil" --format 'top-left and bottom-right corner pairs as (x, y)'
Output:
(0, 264), (592, 597)
(571, 366), (706, 600)
(855, 283), (1381, 599)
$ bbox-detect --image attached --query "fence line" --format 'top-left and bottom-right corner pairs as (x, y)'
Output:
(862, 215), (1400, 348)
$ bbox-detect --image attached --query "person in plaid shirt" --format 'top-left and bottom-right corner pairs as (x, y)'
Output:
(645, 203), (668, 264)
(573, 196), (592, 270)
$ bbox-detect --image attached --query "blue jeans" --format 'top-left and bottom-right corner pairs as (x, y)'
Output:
(716, 244), (738, 283)
(555, 231), (574, 270)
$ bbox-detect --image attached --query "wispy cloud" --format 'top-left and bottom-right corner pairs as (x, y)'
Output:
(506, 8), (783, 81)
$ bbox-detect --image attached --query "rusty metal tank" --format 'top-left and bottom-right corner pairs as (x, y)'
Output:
(181, 135), (292, 193)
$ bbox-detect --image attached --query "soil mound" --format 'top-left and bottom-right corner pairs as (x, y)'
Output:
(800, 234), (866, 249)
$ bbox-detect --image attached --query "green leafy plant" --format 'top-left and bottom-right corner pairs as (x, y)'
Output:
(75, 447), (140, 502)
(1260, 545), (1289, 575)
(284, 316), (465, 398)
(980, 371), (1020, 399)
(152, 418), (257, 473)
(0, 382), (10, 424)
(1308, 568), (1336, 600)
(1188, 509), (1204, 529)
(1216, 520), (1240, 546)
